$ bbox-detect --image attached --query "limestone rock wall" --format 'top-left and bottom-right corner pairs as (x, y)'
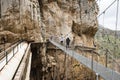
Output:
(40, 0), (98, 47)
(0, 0), (98, 46)
(0, 0), (99, 79)
(0, 0), (42, 43)
(38, 0), (99, 80)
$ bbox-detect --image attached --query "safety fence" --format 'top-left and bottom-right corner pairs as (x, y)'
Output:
(0, 40), (23, 70)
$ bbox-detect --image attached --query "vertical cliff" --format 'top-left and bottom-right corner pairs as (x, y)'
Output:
(0, 0), (98, 45)
(36, 0), (99, 80)
(0, 0), (99, 80)
(38, 0), (98, 47)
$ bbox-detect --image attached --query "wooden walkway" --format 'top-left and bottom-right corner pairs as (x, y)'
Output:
(49, 39), (120, 80)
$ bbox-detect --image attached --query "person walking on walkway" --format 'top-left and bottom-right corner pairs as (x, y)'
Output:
(66, 37), (70, 48)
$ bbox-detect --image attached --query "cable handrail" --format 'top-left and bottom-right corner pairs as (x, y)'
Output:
(0, 40), (22, 56)
(49, 39), (120, 80)
(98, 0), (117, 17)
(0, 40), (27, 71)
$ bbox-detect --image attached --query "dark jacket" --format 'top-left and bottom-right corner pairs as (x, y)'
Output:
(66, 37), (70, 44)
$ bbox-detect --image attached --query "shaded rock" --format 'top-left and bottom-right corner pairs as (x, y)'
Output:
(0, 31), (18, 43)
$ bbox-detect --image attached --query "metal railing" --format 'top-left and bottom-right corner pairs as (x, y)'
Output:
(13, 43), (32, 80)
(0, 40), (23, 70)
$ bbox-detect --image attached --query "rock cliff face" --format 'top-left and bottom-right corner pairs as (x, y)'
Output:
(0, 0), (42, 42)
(0, 0), (98, 46)
(39, 0), (98, 47)
(0, 0), (99, 80)
(36, 0), (99, 80)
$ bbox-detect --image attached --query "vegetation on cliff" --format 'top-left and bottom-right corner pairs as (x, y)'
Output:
(95, 26), (120, 58)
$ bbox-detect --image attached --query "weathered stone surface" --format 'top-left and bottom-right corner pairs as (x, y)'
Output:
(39, 0), (98, 47)
(0, 0), (98, 45)
(0, 0), (42, 42)
(0, 0), (99, 80)
(0, 31), (18, 43)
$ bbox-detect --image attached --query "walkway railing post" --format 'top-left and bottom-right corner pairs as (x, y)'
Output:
(105, 49), (108, 67)
(3, 36), (8, 64)
(17, 43), (19, 52)
(4, 39), (5, 57)
(20, 41), (21, 48)
(91, 51), (94, 79)
(6, 52), (8, 64)
(96, 73), (99, 80)
(13, 47), (14, 56)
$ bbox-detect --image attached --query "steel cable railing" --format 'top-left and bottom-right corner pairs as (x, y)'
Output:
(0, 40), (23, 70)
(49, 39), (120, 80)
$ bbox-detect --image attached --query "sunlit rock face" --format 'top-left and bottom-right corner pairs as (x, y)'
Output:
(0, 0), (99, 80)
(40, 0), (98, 47)
(0, 0), (42, 42)
(0, 0), (98, 46)
(38, 1), (99, 79)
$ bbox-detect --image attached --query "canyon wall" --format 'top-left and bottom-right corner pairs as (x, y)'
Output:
(0, 0), (99, 80)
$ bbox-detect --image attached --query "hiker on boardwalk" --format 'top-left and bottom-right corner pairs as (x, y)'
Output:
(66, 37), (70, 48)
(60, 34), (64, 45)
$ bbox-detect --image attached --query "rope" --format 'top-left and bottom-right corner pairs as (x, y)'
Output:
(100, 12), (105, 38)
(98, 0), (117, 17)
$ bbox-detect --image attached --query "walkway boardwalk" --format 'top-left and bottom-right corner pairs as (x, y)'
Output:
(0, 42), (28, 80)
(49, 39), (120, 80)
